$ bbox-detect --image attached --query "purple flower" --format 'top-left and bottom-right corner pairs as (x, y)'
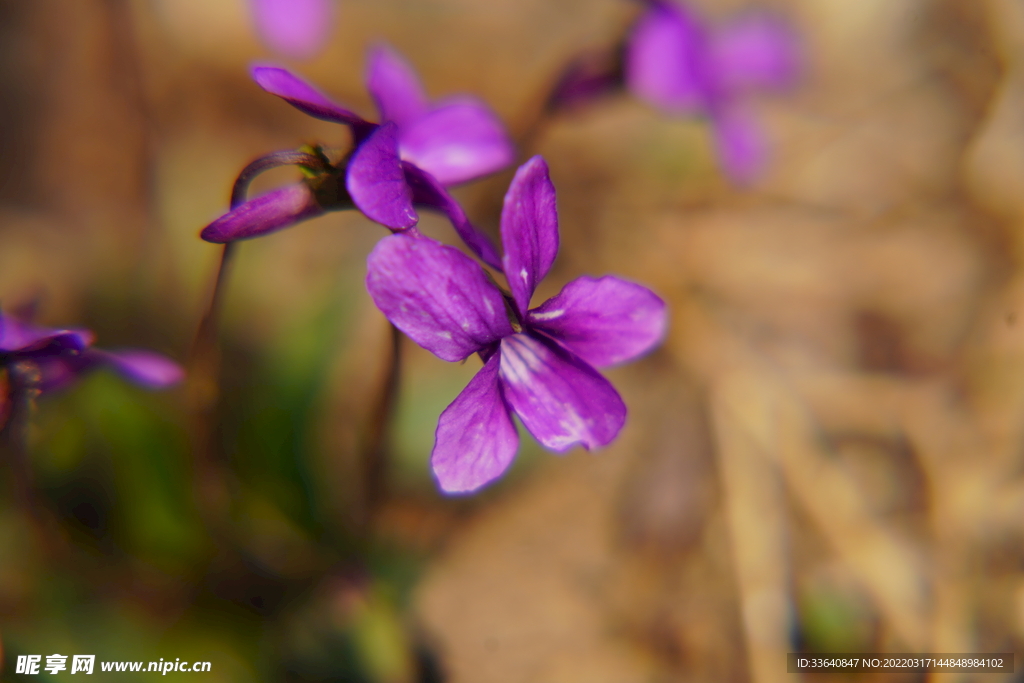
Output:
(250, 0), (337, 60)
(365, 157), (667, 493)
(202, 45), (514, 271)
(625, 0), (799, 182)
(0, 310), (184, 428)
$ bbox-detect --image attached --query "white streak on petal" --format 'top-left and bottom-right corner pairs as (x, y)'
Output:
(498, 333), (626, 452)
(529, 308), (564, 321)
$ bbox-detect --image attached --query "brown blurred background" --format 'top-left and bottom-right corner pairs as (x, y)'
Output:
(1, 0), (1023, 682)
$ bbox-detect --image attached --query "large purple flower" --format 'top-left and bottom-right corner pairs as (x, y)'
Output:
(202, 45), (514, 270)
(365, 157), (666, 493)
(625, 0), (799, 182)
(0, 310), (184, 428)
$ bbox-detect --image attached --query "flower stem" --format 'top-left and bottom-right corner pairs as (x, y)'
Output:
(191, 149), (326, 374)
(230, 150), (328, 207)
(3, 363), (42, 516)
(359, 321), (403, 533)
(0, 362), (68, 560)
(188, 149), (326, 543)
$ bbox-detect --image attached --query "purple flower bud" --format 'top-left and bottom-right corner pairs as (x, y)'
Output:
(365, 157), (667, 493)
(201, 183), (325, 244)
(203, 45), (514, 268)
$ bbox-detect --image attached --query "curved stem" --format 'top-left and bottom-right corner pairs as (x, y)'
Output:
(192, 149), (325, 368)
(230, 150), (327, 208)
(188, 150), (324, 545)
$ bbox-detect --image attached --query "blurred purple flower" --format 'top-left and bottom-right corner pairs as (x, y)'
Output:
(366, 157), (667, 493)
(625, 0), (799, 182)
(250, 0), (337, 60)
(202, 45), (513, 271)
(0, 310), (184, 428)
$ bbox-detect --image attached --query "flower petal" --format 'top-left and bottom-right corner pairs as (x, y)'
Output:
(251, 66), (376, 141)
(0, 316), (90, 355)
(366, 233), (512, 362)
(528, 275), (667, 368)
(250, 0), (336, 60)
(402, 162), (503, 271)
(711, 13), (800, 92)
(500, 156), (559, 316)
(432, 354), (519, 493)
(398, 99), (515, 186)
(13, 333), (90, 360)
(712, 104), (766, 184)
(346, 122), (418, 230)
(499, 333), (626, 452)
(200, 184), (324, 243)
(366, 44), (430, 128)
(33, 349), (183, 392)
(95, 349), (185, 389)
(625, 0), (712, 113)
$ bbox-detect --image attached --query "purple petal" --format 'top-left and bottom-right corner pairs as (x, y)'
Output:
(14, 333), (90, 360)
(499, 333), (626, 452)
(346, 122), (418, 230)
(250, 0), (336, 60)
(200, 184), (323, 243)
(95, 349), (185, 389)
(625, 1), (713, 113)
(711, 13), (800, 92)
(366, 233), (512, 362)
(500, 156), (559, 316)
(398, 99), (515, 186)
(402, 162), (503, 271)
(251, 66), (376, 141)
(432, 354), (519, 493)
(0, 312), (36, 350)
(712, 104), (766, 184)
(0, 312), (92, 354)
(34, 349), (184, 392)
(527, 276), (667, 368)
(366, 44), (430, 128)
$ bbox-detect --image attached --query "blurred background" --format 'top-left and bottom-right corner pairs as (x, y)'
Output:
(1, 0), (1023, 681)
